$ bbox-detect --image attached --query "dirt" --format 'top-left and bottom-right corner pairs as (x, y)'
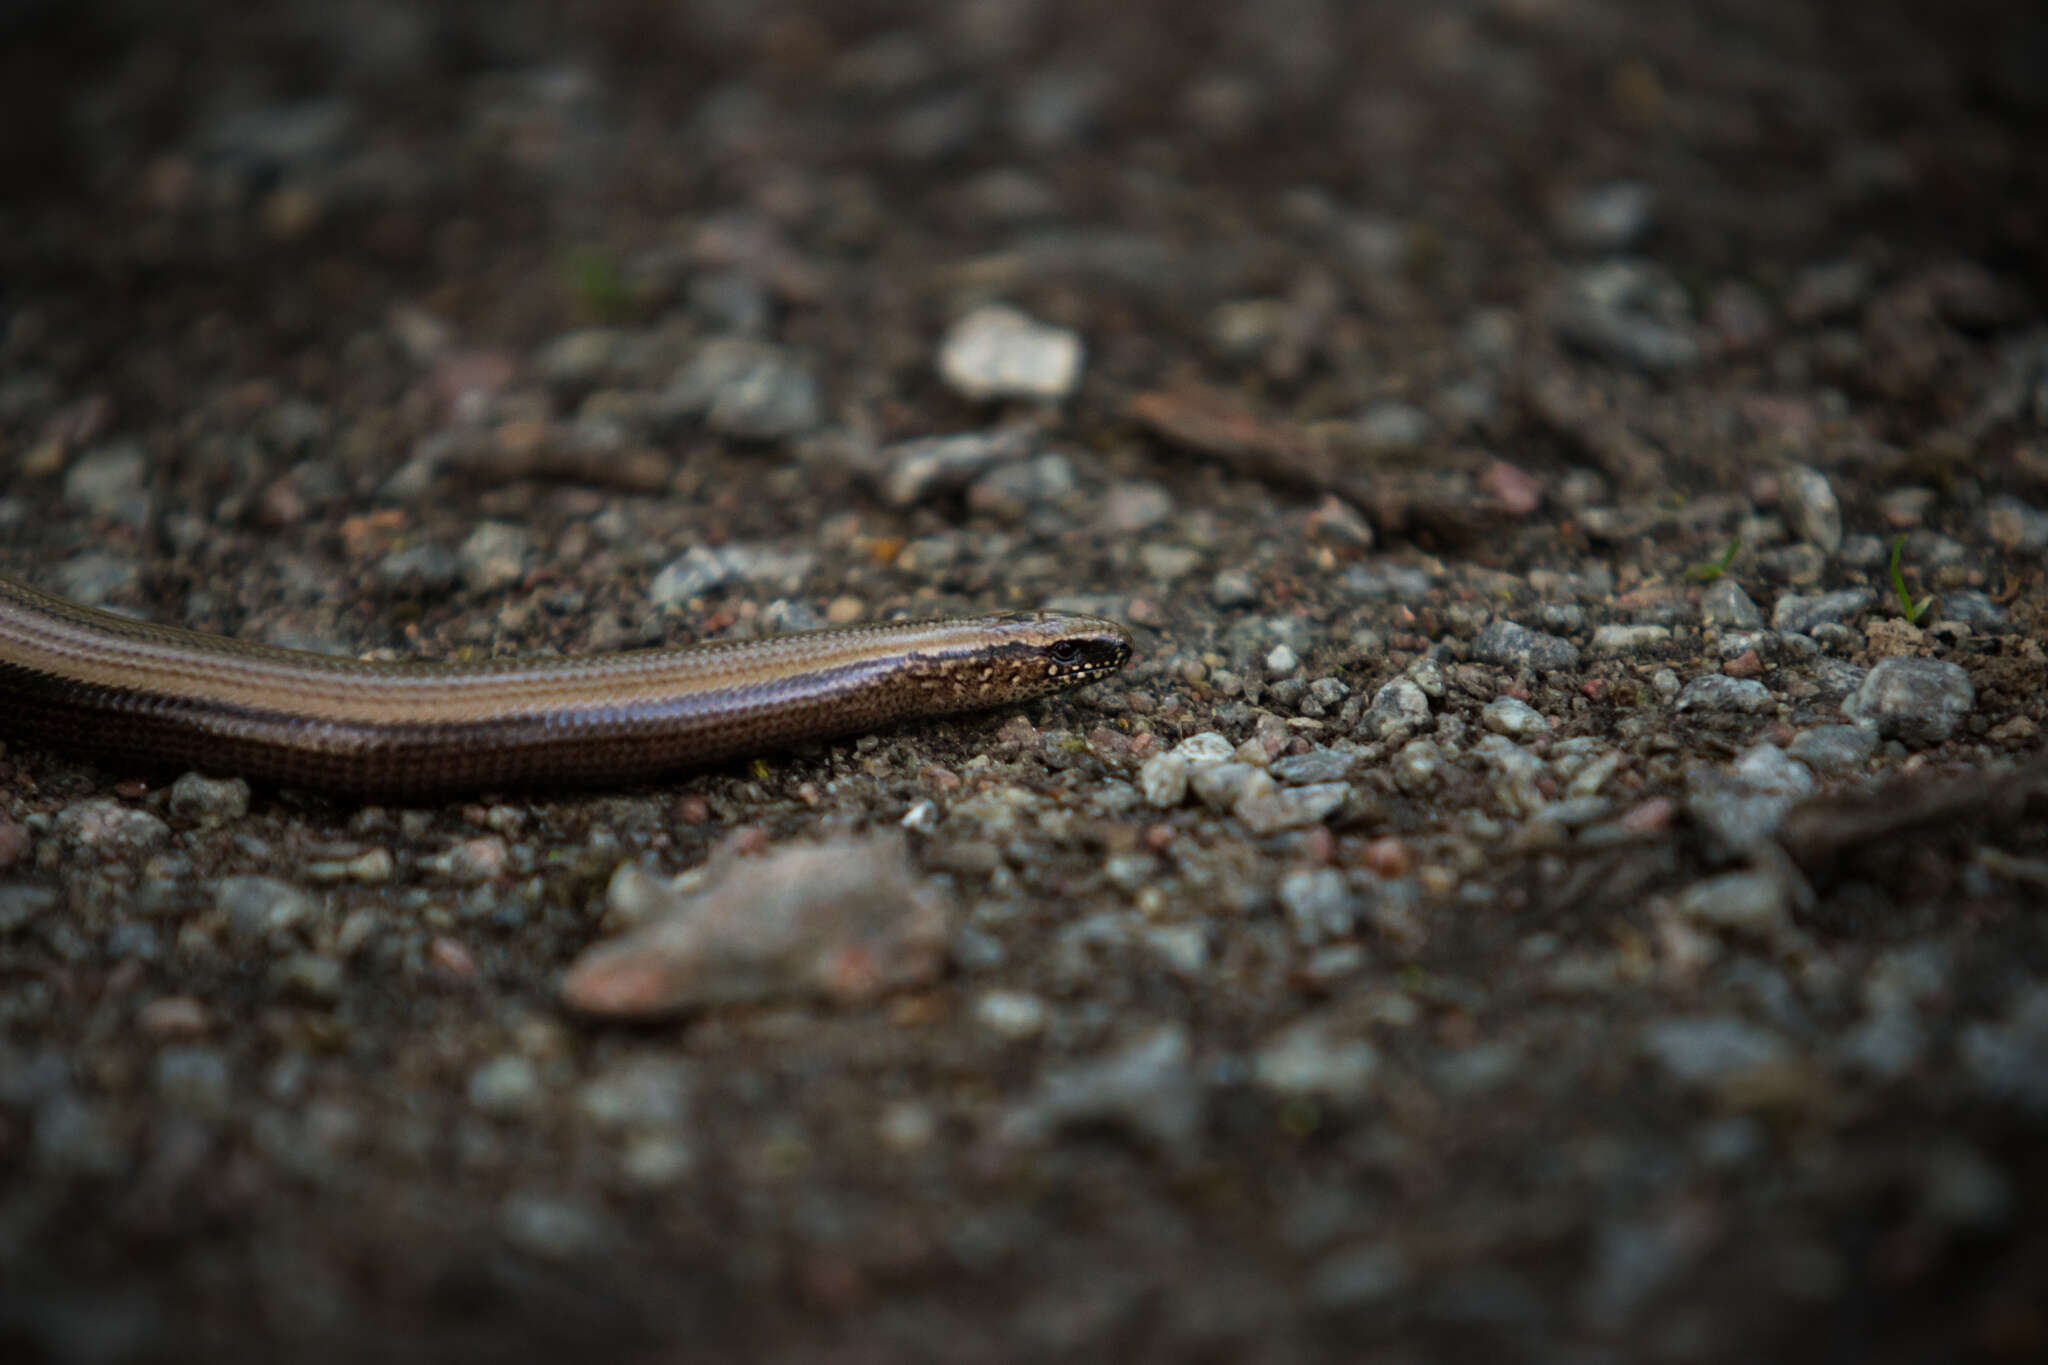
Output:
(1, 2), (2046, 1362)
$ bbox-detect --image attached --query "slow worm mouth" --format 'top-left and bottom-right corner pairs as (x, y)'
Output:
(0, 575), (1134, 799)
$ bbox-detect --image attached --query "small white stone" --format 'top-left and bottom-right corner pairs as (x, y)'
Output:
(936, 304), (1084, 401)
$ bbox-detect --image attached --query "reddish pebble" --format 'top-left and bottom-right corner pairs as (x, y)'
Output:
(0, 815), (29, 868)
(1087, 727), (1129, 759)
(114, 779), (151, 800)
(923, 766), (962, 793)
(1723, 650), (1764, 679)
(1297, 826), (1336, 865)
(996, 715), (1038, 746)
(1143, 823), (1176, 853)
(1127, 731), (1162, 760)
(1360, 837), (1413, 877)
(677, 796), (712, 825)
(138, 996), (211, 1038)
(428, 937), (476, 978)
(723, 825), (772, 857)
(1619, 797), (1677, 834)
(1480, 459), (1543, 516)
(1581, 677), (1609, 701)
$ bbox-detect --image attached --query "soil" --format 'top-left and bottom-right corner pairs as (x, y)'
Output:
(2, 2), (2046, 1362)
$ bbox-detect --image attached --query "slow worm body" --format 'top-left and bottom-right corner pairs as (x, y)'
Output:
(0, 573), (1131, 799)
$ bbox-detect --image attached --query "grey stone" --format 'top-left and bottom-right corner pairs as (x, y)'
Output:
(1700, 580), (1764, 629)
(1237, 781), (1350, 834)
(217, 876), (320, 943)
(167, 773), (251, 823)
(1253, 1022), (1380, 1103)
(1551, 260), (1700, 372)
(1779, 465), (1843, 553)
(459, 521), (532, 594)
(1363, 677), (1432, 739)
(1551, 180), (1655, 252)
(1472, 619), (1581, 672)
(1841, 657), (1974, 745)
(1674, 675), (1774, 714)
(468, 1055), (544, 1116)
(64, 441), (153, 528)
(1357, 401), (1432, 450)
(999, 1026), (1202, 1154)
(1209, 568), (1259, 607)
(1280, 868), (1358, 944)
(1771, 588), (1872, 633)
(1675, 869), (1792, 937)
(880, 429), (1032, 506)
(577, 1056), (693, 1129)
(1960, 986), (2048, 1114)
(1643, 1017), (1793, 1087)
(1590, 623), (1670, 655)
(1786, 724), (1877, 774)
(661, 339), (821, 441)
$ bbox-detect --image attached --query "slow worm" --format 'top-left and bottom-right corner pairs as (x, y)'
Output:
(0, 572), (1131, 799)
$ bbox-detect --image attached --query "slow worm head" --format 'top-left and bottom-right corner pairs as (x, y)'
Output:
(0, 571), (1133, 798)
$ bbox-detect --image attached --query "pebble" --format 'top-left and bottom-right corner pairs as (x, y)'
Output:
(1785, 724), (1877, 774)
(1983, 495), (2048, 551)
(1139, 752), (1190, 807)
(1191, 762), (1273, 813)
(975, 989), (1050, 1040)
(879, 428), (1032, 506)
(1590, 623), (1669, 655)
(1675, 869), (1793, 938)
(1209, 568), (1260, 607)
(1391, 738), (1445, 793)
(1674, 676), (1773, 714)
(560, 834), (951, 1016)
(215, 876), (321, 944)
(1778, 465), (1843, 552)
(1269, 749), (1359, 784)
(459, 521), (532, 594)
(167, 772), (250, 824)
(0, 884), (56, 933)
(1959, 986), (2048, 1114)
(498, 1193), (613, 1260)
(1550, 179), (1655, 252)
(64, 441), (153, 527)
(1101, 480), (1175, 532)
(55, 799), (169, 855)
(1642, 1017), (1793, 1088)
(534, 328), (622, 384)
(1280, 868), (1357, 945)
(1252, 1022), (1380, 1103)
(1685, 749), (1813, 859)
(1357, 401), (1432, 450)
(1265, 644), (1300, 676)
(660, 339), (821, 441)
(1551, 260), (1701, 372)
(52, 551), (140, 606)
(998, 1025), (1201, 1155)
(271, 952), (344, 1002)
(1363, 677), (1431, 740)
(468, 1055), (545, 1116)
(153, 1046), (232, 1118)
(1472, 619), (1581, 672)
(1700, 580), (1764, 629)
(1237, 782), (1350, 835)
(936, 304), (1084, 402)
(1786, 259), (1870, 323)
(375, 542), (461, 596)
(577, 1056), (693, 1129)
(1938, 589), (2010, 632)
(1840, 657), (1974, 746)
(647, 543), (814, 605)
(1770, 588), (1871, 634)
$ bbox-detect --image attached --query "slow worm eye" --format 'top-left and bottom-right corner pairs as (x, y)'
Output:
(1049, 640), (1082, 665)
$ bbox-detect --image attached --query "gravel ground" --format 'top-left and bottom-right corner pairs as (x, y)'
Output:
(2, 2), (2046, 1362)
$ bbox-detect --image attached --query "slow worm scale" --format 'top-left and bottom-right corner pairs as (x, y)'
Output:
(0, 572), (1132, 799)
